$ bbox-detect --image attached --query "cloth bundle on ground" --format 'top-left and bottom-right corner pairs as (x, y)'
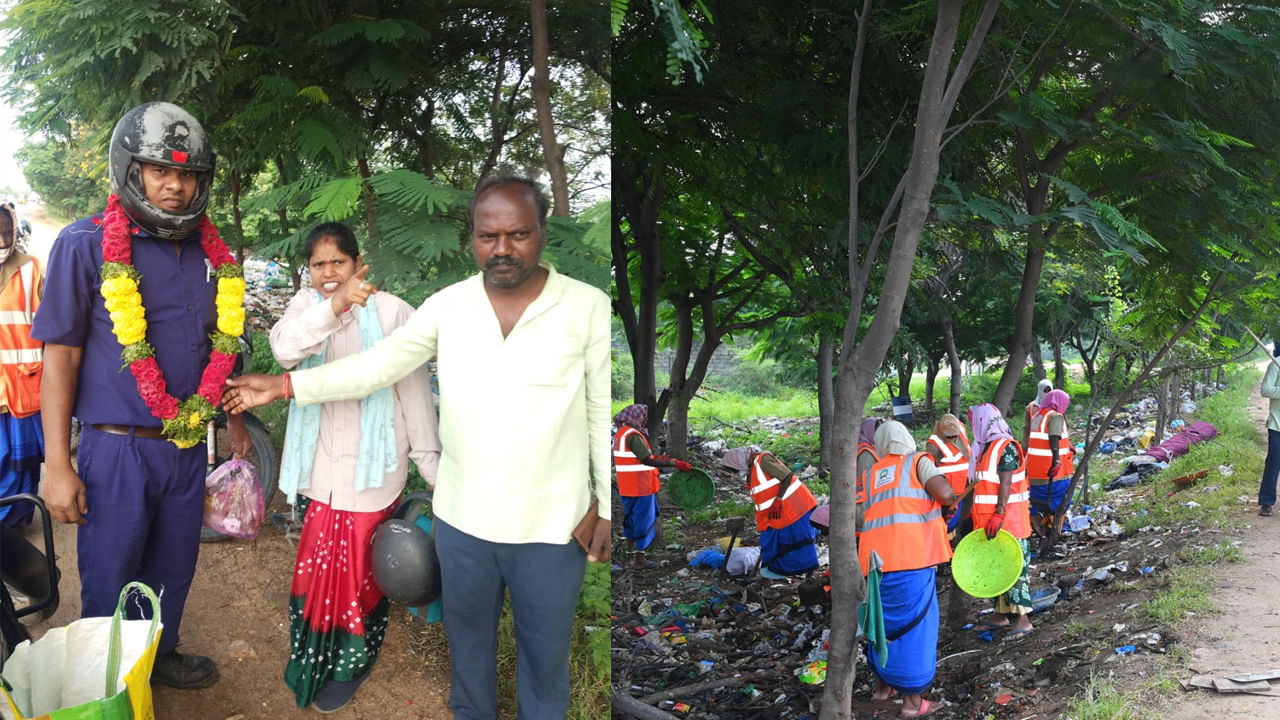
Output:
(687, 545), (761, 575)
(1104, 421), (1216, 490)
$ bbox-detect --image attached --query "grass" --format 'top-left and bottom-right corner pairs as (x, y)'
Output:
(682, 499), (753, 525)
(1066, 675), (1153, 720)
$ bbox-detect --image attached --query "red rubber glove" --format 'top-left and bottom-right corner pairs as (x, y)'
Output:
(984, 512), (1004, 539)
(674, 460), (693, 472)
(1047, 462), (1060, 481)
(768, 502), (784, 520)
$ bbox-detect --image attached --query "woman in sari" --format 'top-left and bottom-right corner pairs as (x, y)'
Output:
(270, 222), (440, 711)
(968, 403), (1034, 641)
(861, 421), (956, 717)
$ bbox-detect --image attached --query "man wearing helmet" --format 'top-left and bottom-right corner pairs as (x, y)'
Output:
(33, 101), (248, 690)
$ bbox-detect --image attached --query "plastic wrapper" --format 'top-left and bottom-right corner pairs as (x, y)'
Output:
(203, 458), (264, 539)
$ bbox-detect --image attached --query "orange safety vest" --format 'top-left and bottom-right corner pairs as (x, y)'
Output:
(855, 442), (879, 508)
(926, 430), (970, 495)
(613, 426), (660, 497)
(858, 452), (952, 575)
(1025, 409), (1073, 483)
(0, 258), (41, 418)
(970, 437), (1030, 539)
(749, 451), (817, 533)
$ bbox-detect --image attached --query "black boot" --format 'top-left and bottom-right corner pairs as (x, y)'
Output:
(151, 650), (218, 689)
(313, 672), (371, 713)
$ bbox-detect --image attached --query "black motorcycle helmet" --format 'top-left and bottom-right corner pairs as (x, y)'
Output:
(108, 102), (215, 240)
(371, 493), (442, 608)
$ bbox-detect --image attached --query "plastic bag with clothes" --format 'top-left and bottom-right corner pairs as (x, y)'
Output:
(203, 458), (265, 539)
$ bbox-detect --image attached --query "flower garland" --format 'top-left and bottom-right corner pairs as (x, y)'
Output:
(98, 194), (245, 448)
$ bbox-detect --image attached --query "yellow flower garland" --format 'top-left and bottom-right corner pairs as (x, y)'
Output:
(101, 270), (246, 353)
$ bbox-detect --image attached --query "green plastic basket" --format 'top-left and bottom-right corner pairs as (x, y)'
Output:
(667, 468), (715, 510)
(951, 529), (1024, 599)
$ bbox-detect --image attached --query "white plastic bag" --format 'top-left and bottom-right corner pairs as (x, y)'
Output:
(203, 458), (264, 539)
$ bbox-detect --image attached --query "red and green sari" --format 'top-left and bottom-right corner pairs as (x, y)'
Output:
(284, 497), (396, 708)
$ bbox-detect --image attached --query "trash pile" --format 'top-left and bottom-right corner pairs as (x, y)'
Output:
(612, 569), (833, 719)
(243, 257), (297, 331)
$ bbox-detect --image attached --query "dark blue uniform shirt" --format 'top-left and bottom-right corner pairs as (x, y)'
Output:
(31, 215), (217, 427)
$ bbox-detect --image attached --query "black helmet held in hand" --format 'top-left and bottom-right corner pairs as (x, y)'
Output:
(371, 493), (442, 608)
(109, 102), (215, 240)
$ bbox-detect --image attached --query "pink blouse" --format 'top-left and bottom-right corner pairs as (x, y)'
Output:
(269, 289), (440, 512)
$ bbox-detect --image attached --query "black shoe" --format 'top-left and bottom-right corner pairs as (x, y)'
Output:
(313, 672), (371, 714)
(1261, 505), (1274, 517)
(151, 650), (218, 689)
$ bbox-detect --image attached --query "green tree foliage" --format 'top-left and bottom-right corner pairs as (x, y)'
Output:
(3, 0), (609, 304)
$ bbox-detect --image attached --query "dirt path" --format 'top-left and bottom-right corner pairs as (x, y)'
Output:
(1151, 359), (1280, 717)
(17, 203), (455, 719)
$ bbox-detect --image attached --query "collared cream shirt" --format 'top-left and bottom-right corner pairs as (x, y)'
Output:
(293, 263), (611, 544)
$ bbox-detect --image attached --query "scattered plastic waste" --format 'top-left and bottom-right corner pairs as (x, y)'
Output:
(1115, 645), (1136, 655)
(798, 660), (827, 684)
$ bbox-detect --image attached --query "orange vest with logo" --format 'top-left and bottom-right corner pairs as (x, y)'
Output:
(613, 426), (660, 496)
(0, 258), (41, 418)
(749, 452), (817, 532)
(858, 452), (952, 574)
(1025, 409), (1073, 483)
(926, 430), (970, 494)
(970, 437), (1030, 538)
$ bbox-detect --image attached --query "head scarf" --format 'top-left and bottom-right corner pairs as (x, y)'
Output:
(967, 403), (1013, 482)
(859, 417), (884, 446)
(933, 413), (971, 458)
(613, 404), (648, 435)
(720, 445), (760, 472)
(1035, 378), (1053, 405)
(1041, 389), (1070, 415)
(874, 420), (916, 456)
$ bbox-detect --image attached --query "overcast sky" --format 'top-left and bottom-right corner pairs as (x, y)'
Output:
(0, 101), (28, 192)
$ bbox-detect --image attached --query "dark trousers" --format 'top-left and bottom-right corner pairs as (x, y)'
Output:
(1259, 428), (1280, 507)
(435, 518), (586, 720)
(76, 426), (205, 654)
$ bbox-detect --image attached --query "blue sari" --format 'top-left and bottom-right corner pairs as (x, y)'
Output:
(622, 495), (658, 550)
(761, 509), (818, 575)
(867, 567), (938, 694)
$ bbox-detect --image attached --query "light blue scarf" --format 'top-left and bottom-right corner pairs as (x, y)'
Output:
(279, 293), (398, 502)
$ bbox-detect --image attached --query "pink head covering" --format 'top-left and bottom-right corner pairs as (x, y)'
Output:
(967, 403), (1013, 482)
(720, 446), (761, 472)
(1041, 389), (1070, 414)
(613, 404), (648, 436)
(859, 417), (884, 446)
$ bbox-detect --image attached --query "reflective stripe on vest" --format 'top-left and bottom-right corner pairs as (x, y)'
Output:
(613, 426), (660, 496)
(1025, 410), (1074, 480)
(858, 452), (952, 574)
(750, 452), (817, 532)
(0, 258), (42, 418)
(970, 437), (1031, 539)
(927, 433), (970, 493)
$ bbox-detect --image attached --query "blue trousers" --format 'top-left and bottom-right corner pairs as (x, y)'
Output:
(76, 426), (206, 654)
(1259, 429), (1280, 507)
(621, 494), (657, 550)
(435, 519), (586, 720)
(0, 411), (44, 527)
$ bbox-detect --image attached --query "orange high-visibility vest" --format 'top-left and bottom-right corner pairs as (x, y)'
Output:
(926, 430), (970, 495)
(970, 437), (1030, 539)
(0, 258), (41, 418)
(749, 451), (817, 533)
(613, 426), (660, 497)
(858, 452), (952, 575)
(1025, 409), (1073, 483)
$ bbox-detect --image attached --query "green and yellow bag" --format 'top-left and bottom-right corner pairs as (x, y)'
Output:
(1, 582), (162, 720)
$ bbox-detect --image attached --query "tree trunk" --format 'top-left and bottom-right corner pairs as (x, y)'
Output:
(924, 356), (939, 416)
(942, 314), (962, 415)
(1030, 341), (1046, 382)
(1052, 336), (1066, 389)
(530, 0), (571, 216)
(613, 166), (664, 423)
(992, 244), (1046, 415)
(818, 337), (836, 471)
(821, 2), (1001, 717)
(896, 355), (914, 401)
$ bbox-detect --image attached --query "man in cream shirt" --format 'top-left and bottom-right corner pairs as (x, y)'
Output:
(225, 176), (611, 720)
